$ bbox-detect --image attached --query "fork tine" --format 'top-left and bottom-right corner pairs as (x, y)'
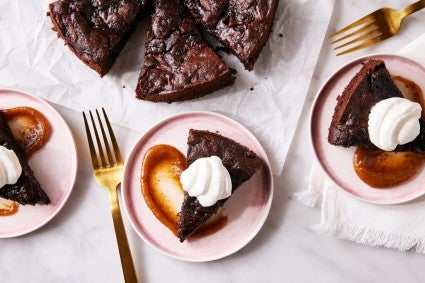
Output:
(102, 108), (123, 165)
(331, 22), (379, 44)
(96, 109), (114, 166)
(329, 13), (376, 38)
(83, 111), (100, 169)
(333, 29), (382, 50)
(89, 110), (107, 167)
(336, 36), (384, 56)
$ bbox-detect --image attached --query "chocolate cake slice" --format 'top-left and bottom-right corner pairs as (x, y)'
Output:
(328, 59), (425, 152)
(135, 0), (235, 103)
(0, 113), (50, 205)
(48, 0), (147, 77)
(183, 0), (278, 70)
(177, 129), (263, 242)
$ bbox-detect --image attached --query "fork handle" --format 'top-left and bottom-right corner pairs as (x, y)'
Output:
(399, 0), (425, 16)
(108, 188), (139, 283)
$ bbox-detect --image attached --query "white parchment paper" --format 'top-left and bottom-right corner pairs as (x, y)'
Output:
(0, 0), (334, 175)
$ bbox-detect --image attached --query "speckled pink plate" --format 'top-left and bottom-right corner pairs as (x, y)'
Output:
(0, 89), (77, 237)
(311, 54), (425, 204)
(122, 111), (273, 262)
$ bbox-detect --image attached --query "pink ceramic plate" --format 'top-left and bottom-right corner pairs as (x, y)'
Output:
(122, 111), (273, 262)
(0, 89), (77, 237)
(311, 54), (425, 204)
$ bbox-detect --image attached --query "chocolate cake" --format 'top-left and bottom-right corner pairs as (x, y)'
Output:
(328, 59), (425, 152)
(177, 129), (263, 242)
(183, 0), (278, 70)
(135, 0), (235, 103)
(48, 0), (147, 77)
(0, 113), (50, 205)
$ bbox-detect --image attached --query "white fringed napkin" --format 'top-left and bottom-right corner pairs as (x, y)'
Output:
(296, 34), (425, 253)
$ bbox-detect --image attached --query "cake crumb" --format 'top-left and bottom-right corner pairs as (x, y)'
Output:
(122, 85), (126, 88)
(250, 87), (254, 91)
(278, 33), (283, 37)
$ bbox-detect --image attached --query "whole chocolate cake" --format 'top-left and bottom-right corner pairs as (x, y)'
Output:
(0, 113), (50, 205)
(135, 0), (235, 103)
(328, 59), (425, 152)
(177, 129), (263, 242)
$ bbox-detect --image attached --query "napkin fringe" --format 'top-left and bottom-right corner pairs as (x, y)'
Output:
(293, 162), (324, 207)
(313, 222), (425, 253)
(293, 189), (321, 207)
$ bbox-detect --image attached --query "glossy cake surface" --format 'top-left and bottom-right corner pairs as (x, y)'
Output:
(135, 0), (235, 103)
(184, 0), (278, 70)
(48, 0), (146, 76)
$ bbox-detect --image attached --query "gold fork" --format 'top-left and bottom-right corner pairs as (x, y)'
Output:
(83, 108), (138, 283)
(330, 0), (425, 56)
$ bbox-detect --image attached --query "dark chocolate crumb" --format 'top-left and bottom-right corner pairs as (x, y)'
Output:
(278, 33), (283, 37)
(250, 87), (254, 91)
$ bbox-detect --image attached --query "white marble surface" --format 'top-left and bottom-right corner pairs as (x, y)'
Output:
(2, 1), (425, 282)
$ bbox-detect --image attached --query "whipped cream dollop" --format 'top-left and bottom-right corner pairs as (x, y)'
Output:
(180, 156), (232, 207)
(368, 97), (422, 151)
(0, 146), (22, 188)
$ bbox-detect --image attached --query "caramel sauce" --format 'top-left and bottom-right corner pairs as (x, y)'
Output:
(0, 107), (51, 216)
(354, 148), (425, 188)
(3, 107), (51, 158)
(0, 199), (19, 216)
(353, 76), (425, 188)
(141, 144), (228, 238)
(191, 209), (228, 239)
(141, 144), (186, 235)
